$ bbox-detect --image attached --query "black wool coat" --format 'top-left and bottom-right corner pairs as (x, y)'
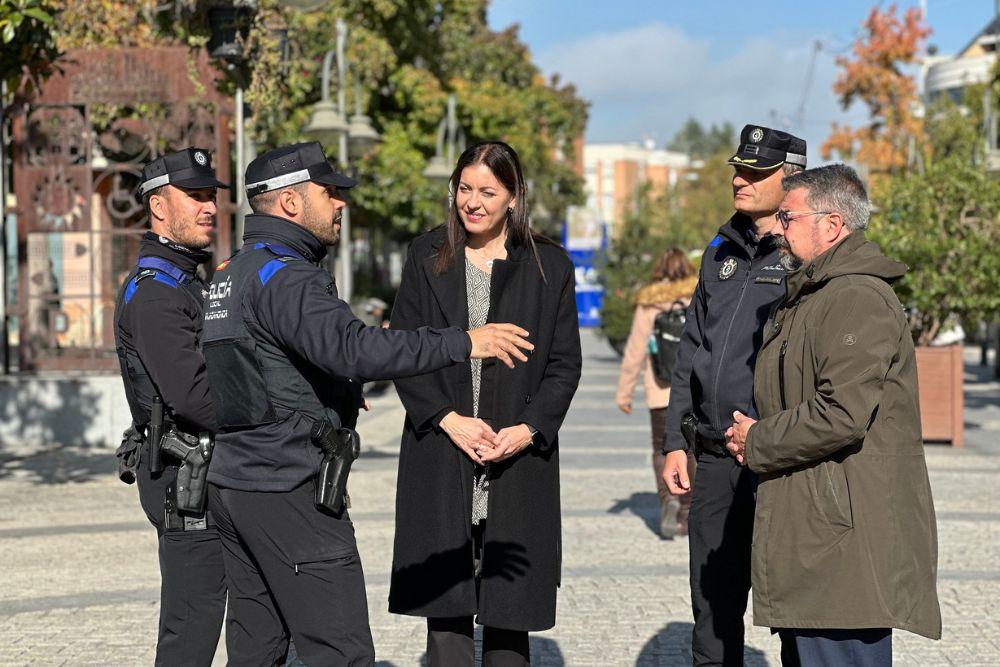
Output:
(388, 227), (582, 632)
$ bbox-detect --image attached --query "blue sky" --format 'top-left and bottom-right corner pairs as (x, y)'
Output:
(488, 0), (995, 163)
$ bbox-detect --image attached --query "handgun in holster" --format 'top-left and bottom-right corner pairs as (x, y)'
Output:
(311, 416), (361, 514)
(159, 429), (214, 515)
(681, 413), (699, 452)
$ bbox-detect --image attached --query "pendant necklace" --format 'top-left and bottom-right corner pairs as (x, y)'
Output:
(471, 243), (502, 270)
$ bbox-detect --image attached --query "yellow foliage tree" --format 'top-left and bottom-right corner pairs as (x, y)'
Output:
(822, 4), (930, 180)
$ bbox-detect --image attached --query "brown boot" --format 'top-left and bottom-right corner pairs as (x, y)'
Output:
(660, 497), (681, 539)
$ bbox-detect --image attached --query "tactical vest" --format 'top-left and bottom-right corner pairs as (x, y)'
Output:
(202, 243), (352, 432)
(114, 256), (205, 426)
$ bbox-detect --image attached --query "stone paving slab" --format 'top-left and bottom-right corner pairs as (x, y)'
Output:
(1, 333), (998, 665)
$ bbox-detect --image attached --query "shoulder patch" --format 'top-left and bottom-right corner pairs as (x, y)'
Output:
(708, 235), (723, 249)
(153, 273), (179, 289)
(258, 256), (297, 286)
(124, 270), (174, 303)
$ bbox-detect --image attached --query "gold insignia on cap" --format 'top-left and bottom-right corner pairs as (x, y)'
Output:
(731, 156), (759, 164)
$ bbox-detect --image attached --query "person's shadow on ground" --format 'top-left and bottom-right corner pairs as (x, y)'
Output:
(414, 631), (565, 665)
(0, 446), (116, 484)
(608, 491), (667, 539)
(636, 622), (771, 666)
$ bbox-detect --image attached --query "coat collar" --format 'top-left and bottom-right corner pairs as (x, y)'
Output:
(242, 213), (328, 263)
(424, 227), (532, 327)
(718, 213), (778, 258)
(138, 231), (210, 275)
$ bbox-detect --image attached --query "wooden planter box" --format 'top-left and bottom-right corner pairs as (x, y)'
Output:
(915, 344), (964, 447)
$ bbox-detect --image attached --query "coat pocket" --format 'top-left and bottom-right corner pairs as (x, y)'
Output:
(810, 462), (853, 530)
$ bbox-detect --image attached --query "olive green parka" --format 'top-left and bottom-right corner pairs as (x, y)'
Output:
(745, 231), (942, 639)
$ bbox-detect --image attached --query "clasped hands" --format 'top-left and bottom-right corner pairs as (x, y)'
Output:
(724, 410), (756, 465)
(439, 411), (532, 465)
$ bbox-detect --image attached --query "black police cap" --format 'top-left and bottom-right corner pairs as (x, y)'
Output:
(727, 125), (807, 171)
(245, 142), (357, 197)
(138, 147), (229, 196)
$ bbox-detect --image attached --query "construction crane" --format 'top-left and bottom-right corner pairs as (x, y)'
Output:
(794, 40), (824, 131)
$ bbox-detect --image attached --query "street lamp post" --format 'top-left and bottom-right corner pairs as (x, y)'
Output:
(304, 17), (380, 304)
(422, 94), (465, 185)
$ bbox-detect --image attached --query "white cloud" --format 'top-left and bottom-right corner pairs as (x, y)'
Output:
(537, 22), (870, 164)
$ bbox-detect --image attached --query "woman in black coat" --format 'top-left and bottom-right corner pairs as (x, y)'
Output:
(389, 141), (582, 666)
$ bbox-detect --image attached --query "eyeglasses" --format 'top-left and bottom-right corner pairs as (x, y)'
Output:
(776, 209), (832, 230)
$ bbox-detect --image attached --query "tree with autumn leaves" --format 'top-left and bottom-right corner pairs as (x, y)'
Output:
(822, 4), (929, 177)
(826, 3), (1000, 344)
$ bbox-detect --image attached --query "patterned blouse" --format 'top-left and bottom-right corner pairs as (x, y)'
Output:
(466, 259), (491, 525)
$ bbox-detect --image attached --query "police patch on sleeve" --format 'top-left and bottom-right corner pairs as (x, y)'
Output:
(719, 257), (738, 280)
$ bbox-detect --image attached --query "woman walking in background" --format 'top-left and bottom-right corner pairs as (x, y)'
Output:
(389, 141), (582, 666)
(616, 248), (698, 538)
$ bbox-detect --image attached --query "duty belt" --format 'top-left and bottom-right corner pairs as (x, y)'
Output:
(694, 432), (729, 458)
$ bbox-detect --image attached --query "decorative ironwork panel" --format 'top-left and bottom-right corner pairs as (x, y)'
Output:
(11, 48), (233, 372)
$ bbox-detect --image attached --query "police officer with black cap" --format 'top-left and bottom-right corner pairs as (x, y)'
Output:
(201, 141), (534, 665)
(113, 147), (229, 665)
(660, 125), (807, 666)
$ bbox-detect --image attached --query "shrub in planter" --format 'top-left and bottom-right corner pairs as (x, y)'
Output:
(869, 158), (1000, 345)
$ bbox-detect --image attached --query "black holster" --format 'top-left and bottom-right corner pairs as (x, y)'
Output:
(159, 429), (214, 514)
(681, 413), (699, 452)
(311, 417), (360, 514)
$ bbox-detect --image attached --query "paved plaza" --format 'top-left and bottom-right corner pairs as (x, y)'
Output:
(1, 330), (999, 665)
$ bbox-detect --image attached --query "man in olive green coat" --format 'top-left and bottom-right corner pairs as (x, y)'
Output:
(726, 164), (941, 665)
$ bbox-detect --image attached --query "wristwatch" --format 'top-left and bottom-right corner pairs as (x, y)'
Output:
(526, 424), (540, 446)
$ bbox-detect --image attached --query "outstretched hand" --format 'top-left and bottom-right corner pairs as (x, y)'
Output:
(467, 323), (533, 368)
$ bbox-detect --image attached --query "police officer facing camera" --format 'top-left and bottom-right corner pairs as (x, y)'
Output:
(113, 147), (229, 666)
(660, 125), (806, 666)
(201, 141), (534, 665)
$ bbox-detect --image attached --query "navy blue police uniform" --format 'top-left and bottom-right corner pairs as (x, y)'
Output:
(113, 148), (228, 666)
(663, 126), (807, 666)
(202, 142), (474, 666)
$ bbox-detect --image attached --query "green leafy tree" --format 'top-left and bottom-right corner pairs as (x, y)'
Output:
(241, 1), (588, 240)
(35, 0), (586, 244)
(870, 62), (1000, 344)
(0, 0), (59, 98)
(597, 149), (734, 348)
(598, 185), (666, 348)
(870, 156), (1000, 345)
(662, 148), (736, 248)
(667, 117), (735, 158)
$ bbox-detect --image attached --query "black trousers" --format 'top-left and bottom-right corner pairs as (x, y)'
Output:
(688, 452), (756, 666)
(427, 617), (529, 666)
(208, 480), (375, 667)
(136, 455), (227, 667)
(779, 628), (892, 667)
(425, 523), (530, 666)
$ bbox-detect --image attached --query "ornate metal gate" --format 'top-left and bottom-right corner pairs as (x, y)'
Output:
(11, 48), (233, 371)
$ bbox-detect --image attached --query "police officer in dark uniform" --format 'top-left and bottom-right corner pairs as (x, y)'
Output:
(113, 148), (229, 666)
(201, 142), (534, 666)
(660, 126), (807, 666)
